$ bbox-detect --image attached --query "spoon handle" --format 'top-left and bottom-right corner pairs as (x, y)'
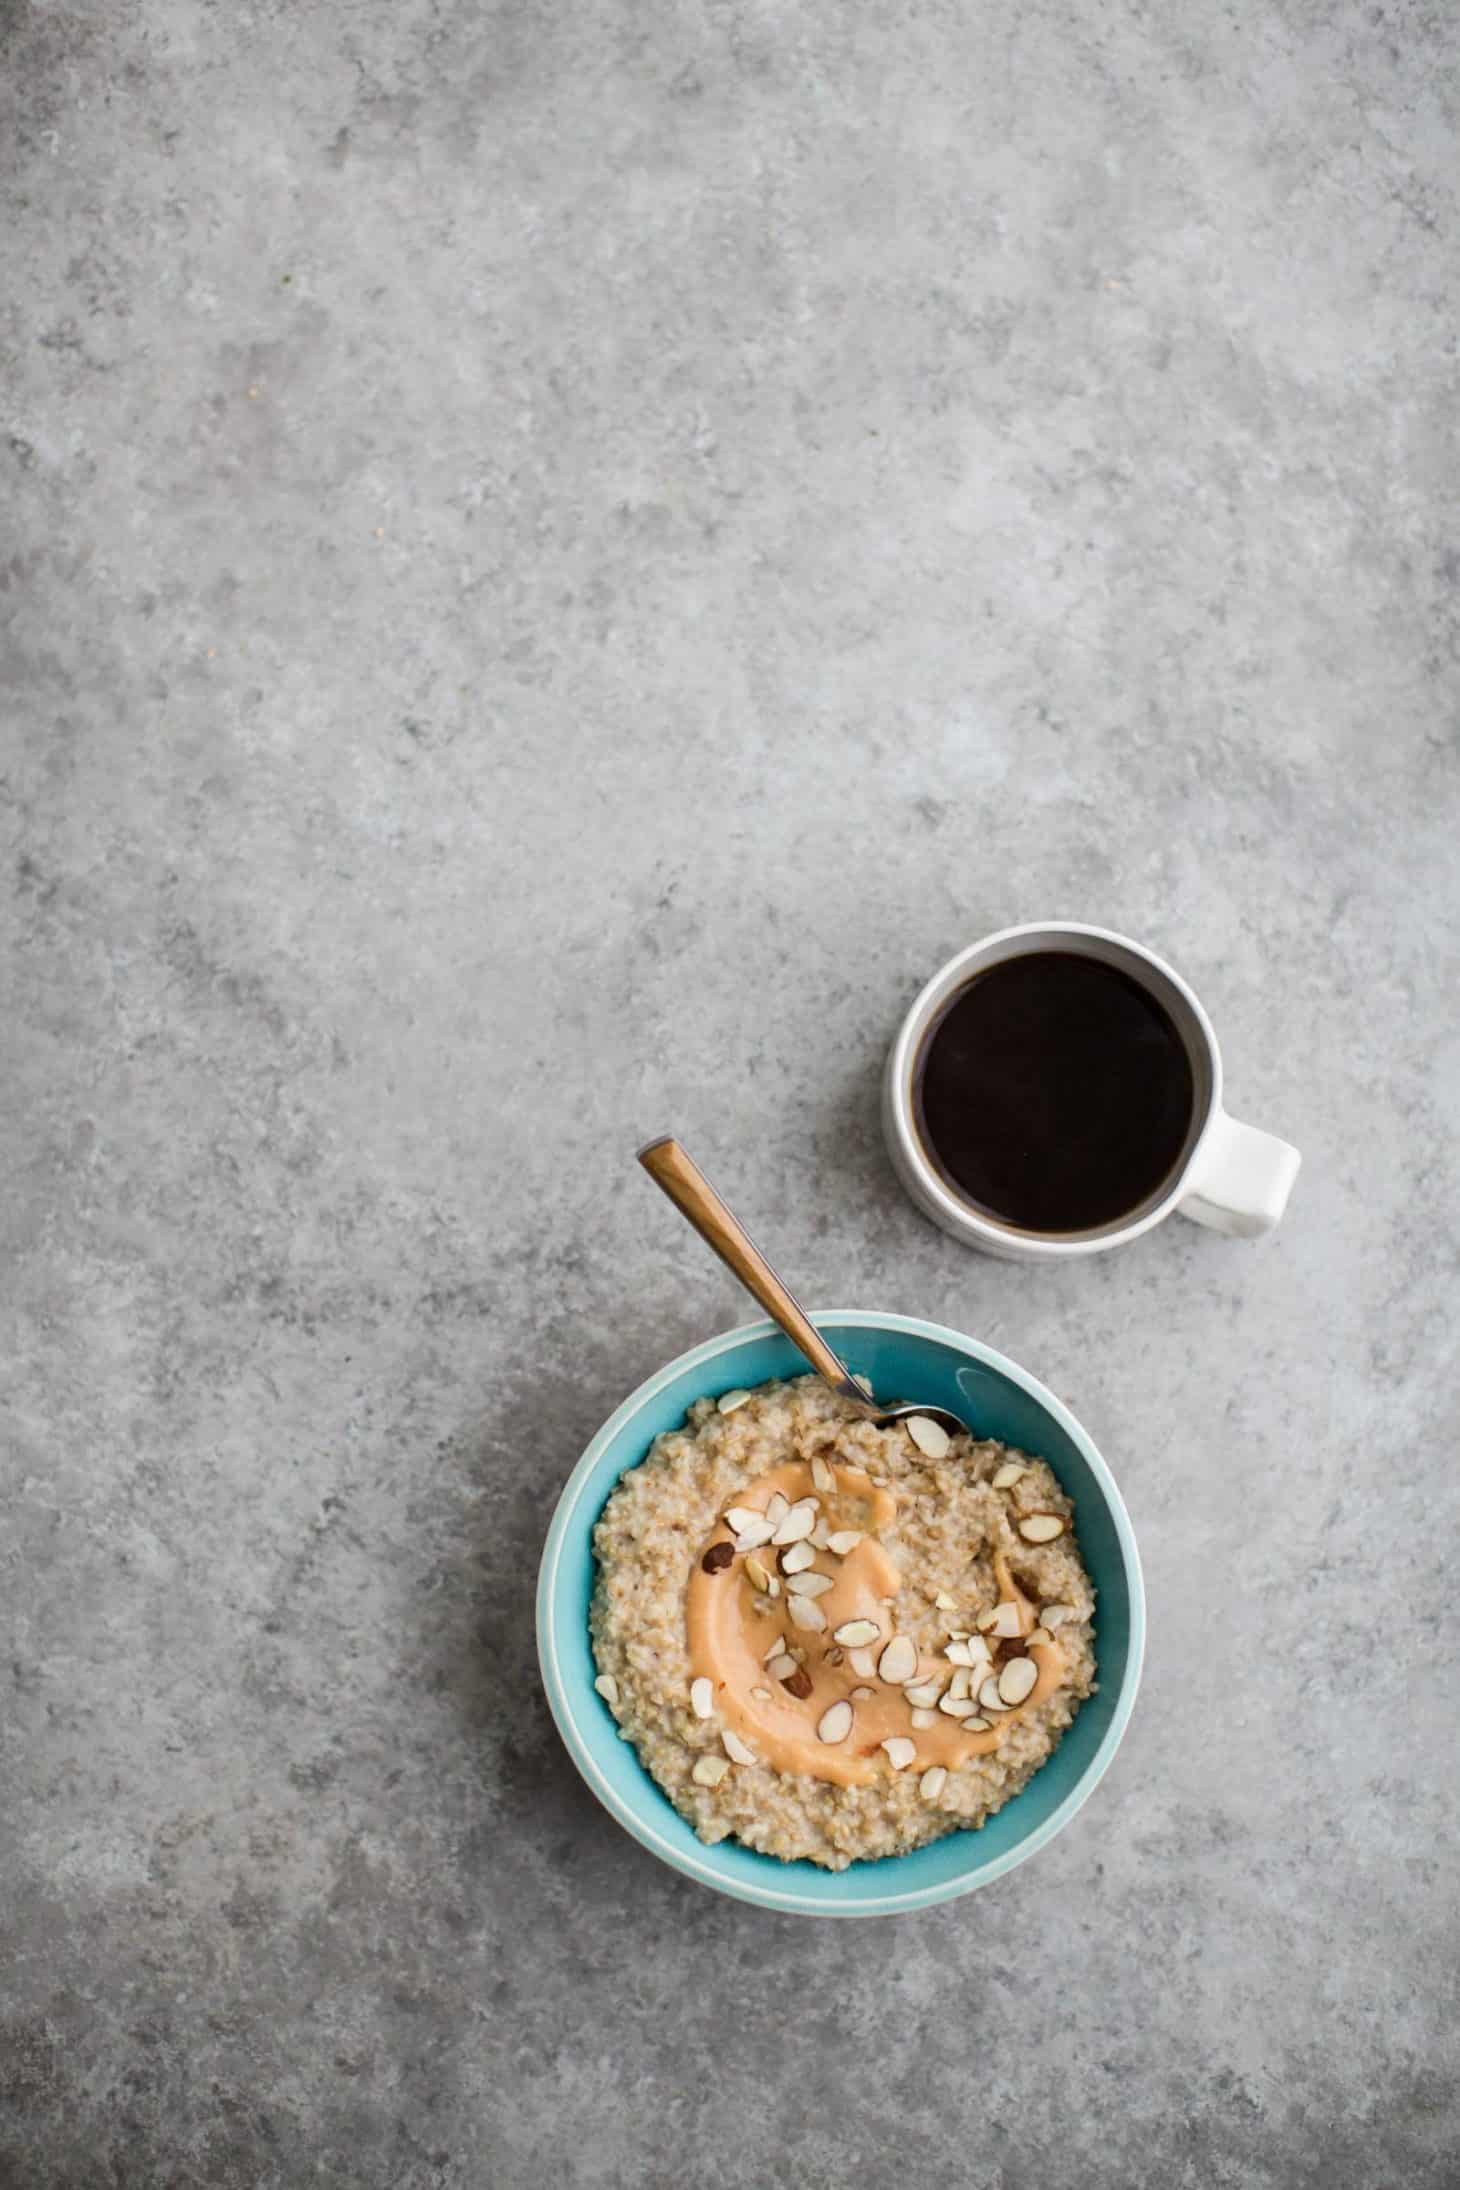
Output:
(637, 1137), (869, 1409)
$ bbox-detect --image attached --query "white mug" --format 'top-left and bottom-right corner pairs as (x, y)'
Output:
(882, 922), (1301, 1262)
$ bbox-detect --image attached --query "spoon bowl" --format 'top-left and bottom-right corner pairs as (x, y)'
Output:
(638, 1136), (973, 1441)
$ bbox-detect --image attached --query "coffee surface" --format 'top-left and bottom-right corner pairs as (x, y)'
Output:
(913, 951), (1196, 1232)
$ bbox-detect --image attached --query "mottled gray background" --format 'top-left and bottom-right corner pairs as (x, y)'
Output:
(3, 0), (1457, 2183)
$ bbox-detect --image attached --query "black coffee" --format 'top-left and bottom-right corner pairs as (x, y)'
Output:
(912, 951), (1196, 1233)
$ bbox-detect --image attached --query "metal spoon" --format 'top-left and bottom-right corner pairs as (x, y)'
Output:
(637, 1137), (968, 1439)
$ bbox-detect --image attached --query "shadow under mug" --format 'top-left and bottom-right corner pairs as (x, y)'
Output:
(882, 921), (1301, 1262)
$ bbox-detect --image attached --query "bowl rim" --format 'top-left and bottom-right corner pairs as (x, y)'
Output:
(536, 1310), (1146, 1916)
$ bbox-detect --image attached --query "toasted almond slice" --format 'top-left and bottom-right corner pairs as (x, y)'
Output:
(765, 1652), (797, 1681)
(810, 1454), (835, 1494)
(963, 1716), (990, 1731)
(824, 1646), (845, 1667)
(833, 1619), (881, 1648)
(722, 1727), (757, 1765)
(780, 1538), (816, 1574)
(1028, 1626), (1053, 1647)
(934, 1589), (958, 1612)
(939, 1693), (976, 1718)
(690, 1676), (714, 1719)
(966, 1634), (992, 1666)
(903, 1678), (944, 1709)
(998, 1656), (1039, 1705)
(723, 1505), (761, 1533)
(764, 1635), (790, 1662)
(826, 1530), (864, 1557)
(750, 1684), (772, 1702)
(920, 1765), (948, 1801)
(771, 1500), (818, 1546)
(948, 1666), (972, 1702)
(787, 1593), (828, 1631)
(765, 1491), (789, 1529)
(944, 1640), (975, 1667)
(848, 1646), (877, 1678)
(1018, 1512), (1066, 1543)
(1041, 1602), (1077, 1628)
(882, 1736), (917, 1770)
(691, 1754), (730, 1786)
(905, 1415), (951, 1459)
(734, 1519), (776, 1552)
(978, 1676), (1009, 1713)
(849, 1684), (876, 1701)
(786, 1570), (834, 1598)
(910, 1707), (938, 1730)
(817, 1700), (853, 1744)
(878, 1635), (919, 1685)
(717, 1389), (753, 1415)
(991, 1461), (1027, 1489)
(991, 1600), (1024, 1639)
(810, 1516), (832, 1548)
(767, 1576), (781, 1597)
(593, 1672), (619, 1707)
(744, 1553), (772, 1592)
(975, 1609), (1000, 1633)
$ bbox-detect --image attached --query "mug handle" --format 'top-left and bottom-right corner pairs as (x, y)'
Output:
(1178, 1111), (1301, 1238)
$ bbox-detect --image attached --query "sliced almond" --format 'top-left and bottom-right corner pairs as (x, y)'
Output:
(824, 1645), (845, 1667)
(881, 1736), (916, 1770)
(849, 1684), (875, 1701)
(787, 1593), (828, 1632)
(991, 1461), (1027, 1490)
(717, 1389), (752, 1415)
(965, 1634), (992, 1667)
(975, 1609), (1000, 1633)
(997, 1656), (1039, 1705)
(690, 1676), (714, 1720)
(723, 1505), (761, 1534)
(786, 1570), (834, 1598)
(744, 1554), (772, 1593)
(920, 1765), (948, 1801)
(593, 1672), (619, 1707)
(978, 1676), (1009, 1714)
(948, 1666), (972, 1702)
(944, 1640), (975, 1667)
(833, 1619), (881, 1649)
(934, 1589), (958, 1612)
(733, 1519), (775, 1552)
(903, 1678), (944, 1709)
(810, 1516), (833, 1548)
(1028, 1627), (1053, 1648)
(1041, 1602), (1077, 1628)
(780, 1538), (816, 1574)
(910, 1707), (938, 1730)
(848, 1647), (877, 1678)
(766, 1576), (781, 1598)
(765, 1490), (789, 1529)
(905, 1415), (951, 1459)
(817, 1700), (853, 1744)
(991, 1600), (1024, 1639)
(1018, 1513), (1067, 1544)
(691, 1754), (730, 1786)
(765, 1637), (791, 1664)
(964, 1716), (990, 1731)
(771, 1500), (818, 1546)
(939, 1693), (976, 1718)
(722, 1727), (757, 1765)
(827, 1530), (864, 1557)
(810, 1454), (835, 1494)
(750, 1685), (772, 1702)
(878, 1635), (919, 1685)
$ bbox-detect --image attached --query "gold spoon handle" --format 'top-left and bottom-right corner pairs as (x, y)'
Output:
(637, 1136), (869, 1409)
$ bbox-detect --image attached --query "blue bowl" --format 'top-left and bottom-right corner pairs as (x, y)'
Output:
(537, 1312), (1145, 1916)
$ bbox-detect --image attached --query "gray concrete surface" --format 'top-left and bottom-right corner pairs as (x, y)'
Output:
(3, 0), (1458, 2182)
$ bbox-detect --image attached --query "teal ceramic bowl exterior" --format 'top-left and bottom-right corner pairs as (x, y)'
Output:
(536, 1312), (1144, 1916)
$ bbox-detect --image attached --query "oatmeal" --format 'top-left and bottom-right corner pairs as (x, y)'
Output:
(589, 1376), (1096, 1870)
